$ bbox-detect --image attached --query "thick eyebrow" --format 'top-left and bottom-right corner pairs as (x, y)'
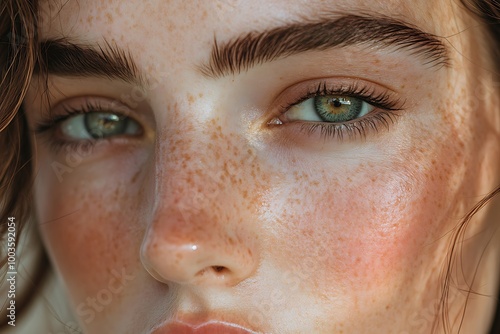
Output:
(34, 39), (147, 86)
(200, 14), (451, 78)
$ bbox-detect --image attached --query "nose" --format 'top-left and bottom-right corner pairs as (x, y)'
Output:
(140, 214), (258, 287)
(140, 142), (260, 287)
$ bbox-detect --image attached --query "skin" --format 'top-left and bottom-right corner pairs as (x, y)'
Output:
(21, 0), (500, 333)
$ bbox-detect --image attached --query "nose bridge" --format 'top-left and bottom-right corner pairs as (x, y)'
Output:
(152, 123), (237, 237)
(140, 120), (260, 286)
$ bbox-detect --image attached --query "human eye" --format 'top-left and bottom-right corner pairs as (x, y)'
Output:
(268, 80), (405, 141)
(34, 99), (143, 152)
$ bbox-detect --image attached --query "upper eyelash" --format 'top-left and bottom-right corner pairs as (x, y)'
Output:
(279, 81), (405, 113)
(35, 101), (107, 134)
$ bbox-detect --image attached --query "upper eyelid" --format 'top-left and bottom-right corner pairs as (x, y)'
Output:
(58, 97), (134, 116)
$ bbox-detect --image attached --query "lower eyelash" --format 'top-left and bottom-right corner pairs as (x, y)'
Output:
(298, 110), (399, 141)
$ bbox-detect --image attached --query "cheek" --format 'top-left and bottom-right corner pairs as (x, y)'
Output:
(34, 146), (146, 306)
(263, 120), (478, 302)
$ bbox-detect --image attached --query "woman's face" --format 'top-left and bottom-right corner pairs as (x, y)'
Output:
(24, 0), (500, 333)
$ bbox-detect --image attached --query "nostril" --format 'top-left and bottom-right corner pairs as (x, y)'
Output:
(194, 265), (229, 279)
(213, 266), (226, 273)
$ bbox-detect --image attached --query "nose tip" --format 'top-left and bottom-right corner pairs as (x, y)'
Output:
(141, 238), (257, 287)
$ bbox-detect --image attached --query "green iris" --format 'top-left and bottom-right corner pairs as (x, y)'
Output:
(314, 96), (363, 122)
(84, 113), (129, 139)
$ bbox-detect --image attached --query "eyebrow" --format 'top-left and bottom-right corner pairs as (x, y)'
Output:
(200, 14), (451, 78)
(35, 39), (147, 86)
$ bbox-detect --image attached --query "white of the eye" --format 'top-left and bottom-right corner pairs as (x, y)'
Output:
(287, 98), (323, 122)
(357, 101), (373, 117)
(60, 114), (93, 140)
(124, 118), (140, 134)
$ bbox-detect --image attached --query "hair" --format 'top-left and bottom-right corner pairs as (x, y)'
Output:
(0, 0), (499, 332)
(0, 0), (36, 262)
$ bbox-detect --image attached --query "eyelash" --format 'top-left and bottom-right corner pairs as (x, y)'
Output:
(275, 81), (404, 140)
(35, 101), (121, 153)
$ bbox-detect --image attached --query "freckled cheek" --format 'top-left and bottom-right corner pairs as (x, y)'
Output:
(34, 150), (146, 304)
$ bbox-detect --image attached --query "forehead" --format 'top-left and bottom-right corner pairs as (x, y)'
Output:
(36, 0), (466, 90)
(38, 0), (459, 52)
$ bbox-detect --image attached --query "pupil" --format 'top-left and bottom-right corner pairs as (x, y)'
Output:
(332, 99), (343, 108)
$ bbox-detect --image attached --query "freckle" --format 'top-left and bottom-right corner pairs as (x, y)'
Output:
(187, 94), (195, 104)
(105, 13), (113, 23)
(199, 93), (204, 98)
(87, 15), (94, 24)
(131, 170), (140, 184)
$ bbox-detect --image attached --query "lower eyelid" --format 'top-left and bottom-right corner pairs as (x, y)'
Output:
(269, 109), (400, 142)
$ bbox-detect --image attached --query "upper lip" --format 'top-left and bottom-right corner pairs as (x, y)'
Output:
(150, 320), (260, 334)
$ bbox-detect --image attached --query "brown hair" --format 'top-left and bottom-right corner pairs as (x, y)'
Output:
(0, 0), (499, 332)
(0, 0), (44, 325)
(0, 0), (36, 258)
